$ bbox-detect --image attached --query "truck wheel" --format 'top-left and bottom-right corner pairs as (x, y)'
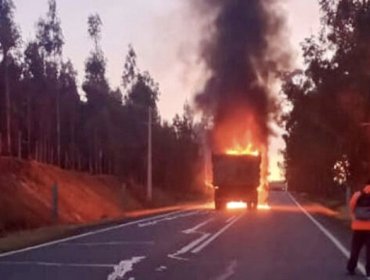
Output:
(215, 200), (223, 211)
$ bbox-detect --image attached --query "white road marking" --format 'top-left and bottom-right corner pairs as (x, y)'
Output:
(0, 261), (114, 268)
(167, 253), (189, 261)
(169, 215), (242, 260)
(191, 215), (242, 254)
(168, 233), (211, 261)
(59, 241), (155, 246)
(226, 216), (236, 223)
(182, 218), (214, 234)
(155, 265), (167, 272)
(138, 211), (200, 227)
(168, 217), (215, 260)
(288, 192), (366, 276)
(107, 256), (146, 280)
(0, 210), (185, 258)
(214, 260), (238, 280)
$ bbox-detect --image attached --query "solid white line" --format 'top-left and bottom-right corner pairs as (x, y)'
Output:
(168, 233), (211, 261)
(288, 192), (366, 276)
(59, 241), (155, 246)
(0, 261), (114, 268)
(191, 215), (242, 254)
(226, 216), (236, 223)
(168, 217), (214, 260)
(182, 218), (214, 234)
(0, 210), (185, 258)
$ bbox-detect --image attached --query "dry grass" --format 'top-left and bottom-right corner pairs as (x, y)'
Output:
(0, 202), (208, 254)
(0, 225), (77, 253)
(0, 157), (207, 254)
(0, 157), (142, 233)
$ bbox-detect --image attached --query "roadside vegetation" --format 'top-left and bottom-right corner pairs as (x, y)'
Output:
(0, 0), (205, 205)
(283, 0), (370, 199)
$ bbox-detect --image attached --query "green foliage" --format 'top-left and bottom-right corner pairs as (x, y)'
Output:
(87, 14), (102, 48)
(36, 0), (63, 58)
(283, 0), (370, 196)
(0, 5), (203, 201)
(0, 0), (19, 56)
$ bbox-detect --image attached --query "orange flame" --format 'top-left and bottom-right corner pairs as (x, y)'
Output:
(225, 142), (259, 156)
(257, 203), (271, 210)
(226, 201), (247, 209)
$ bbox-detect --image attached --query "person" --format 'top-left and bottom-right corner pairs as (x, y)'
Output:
(347, 181), (370, 278)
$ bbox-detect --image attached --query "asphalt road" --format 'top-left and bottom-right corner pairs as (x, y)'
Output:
(0, 191), (365, 280)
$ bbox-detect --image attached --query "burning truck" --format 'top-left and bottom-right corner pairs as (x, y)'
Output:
(212, 153), (261, 210)
(193, 0), (288, 210)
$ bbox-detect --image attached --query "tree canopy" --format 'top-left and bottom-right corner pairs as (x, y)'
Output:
(283, 0), (370, 196)
(0, 4), (205, 202)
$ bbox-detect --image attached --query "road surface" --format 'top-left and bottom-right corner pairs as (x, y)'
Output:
(0, 192), (365, 279)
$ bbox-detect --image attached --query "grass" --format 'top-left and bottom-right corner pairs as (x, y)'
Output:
(294, 191), (351, 226)
(0, 225), (77, 253)
(0, 201), (209, 254)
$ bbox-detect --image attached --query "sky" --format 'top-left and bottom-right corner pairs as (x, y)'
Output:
(12, 0), (321, 180)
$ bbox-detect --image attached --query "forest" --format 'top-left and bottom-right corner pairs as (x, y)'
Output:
(283, 0), (370, 197)
(0, 0), (204, 201)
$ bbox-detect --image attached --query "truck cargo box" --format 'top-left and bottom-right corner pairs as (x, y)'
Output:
(212, 154), (261, 210)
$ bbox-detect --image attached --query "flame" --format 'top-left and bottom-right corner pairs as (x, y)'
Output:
(204, 180), (214, 189)
(225, 143), (259, 156)
(257, 204), (271, 210)
(226, 201), (247, 209)
(226, 201), (271, 211)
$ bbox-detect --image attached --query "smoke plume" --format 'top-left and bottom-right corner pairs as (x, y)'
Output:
(193, 0), (290, 152)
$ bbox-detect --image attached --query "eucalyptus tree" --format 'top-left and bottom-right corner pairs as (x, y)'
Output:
(36, 0), (64, 165)
(0, 0), (20, 155)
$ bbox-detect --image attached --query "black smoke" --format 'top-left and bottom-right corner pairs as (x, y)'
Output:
(193, 0), (289, 150)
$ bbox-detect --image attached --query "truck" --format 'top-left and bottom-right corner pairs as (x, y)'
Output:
(212, 154), (261, 210)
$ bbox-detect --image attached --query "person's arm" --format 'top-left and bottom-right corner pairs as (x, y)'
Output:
(349, 191), (361, 213)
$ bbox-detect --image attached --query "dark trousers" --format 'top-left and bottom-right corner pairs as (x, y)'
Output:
(347, 230), (370, 275)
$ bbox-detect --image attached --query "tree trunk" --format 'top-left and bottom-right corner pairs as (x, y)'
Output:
(56, 90), (61, 166)
(35, 141), (39, 161)
(4, 53), (12, 155)
(18, 131), (22, 159)
(70, 115), (76, 170)
(27, 93), (32, 159)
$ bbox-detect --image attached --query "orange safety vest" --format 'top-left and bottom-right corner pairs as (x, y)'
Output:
(350, 186), (370, 231)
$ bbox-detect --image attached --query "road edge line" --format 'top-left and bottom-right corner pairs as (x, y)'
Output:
(0, 210), (186, 259)
(288, 192), (366, 276)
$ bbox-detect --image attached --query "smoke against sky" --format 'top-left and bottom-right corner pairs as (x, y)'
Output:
(12, 0), (320, 180)
(12, 0), (319, 121)
(192, 0), (291, 152)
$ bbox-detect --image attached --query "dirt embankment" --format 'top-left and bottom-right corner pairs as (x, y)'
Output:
(0, 157), (144, 235)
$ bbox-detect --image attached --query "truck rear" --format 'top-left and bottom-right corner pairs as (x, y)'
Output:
(212, 154), (261, 210)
